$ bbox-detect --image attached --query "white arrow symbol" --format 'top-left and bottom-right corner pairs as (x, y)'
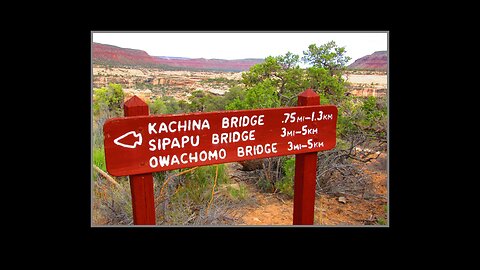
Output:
(113, 131), (142, 149)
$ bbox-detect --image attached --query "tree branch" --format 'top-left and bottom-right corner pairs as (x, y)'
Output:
(93, 165), (121, 189)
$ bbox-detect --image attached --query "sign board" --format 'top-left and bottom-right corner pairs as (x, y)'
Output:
(103, 105), (337, 176)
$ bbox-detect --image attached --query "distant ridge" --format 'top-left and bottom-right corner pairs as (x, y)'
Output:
(155, 56), (191, 60)
(348, 51), (387, 71)
(92, 42), (264, 72)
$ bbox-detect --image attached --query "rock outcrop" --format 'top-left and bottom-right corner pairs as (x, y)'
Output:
(92, 42), (264, 72)
(348, 51), (387, 71)
(153, 57), (264, 72)
(93, 42), (159, 66)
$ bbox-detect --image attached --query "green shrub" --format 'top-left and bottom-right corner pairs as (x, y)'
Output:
(227, 183), (248, 201)
(93, 146), (106, 172)
(155, 164), (231, 224)
(277, 157), (295, 197)
(175, 165), (228, 205)
(257, 177), (274, 193)
(226, 79), (279, 110)
(149, 98), (167, 115)
(93, 83), (125, 117)
(186, 164), (228, 186)
(377, 217), (387, 225)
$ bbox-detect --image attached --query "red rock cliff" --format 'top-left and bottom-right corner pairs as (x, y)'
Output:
(348, 51), (387, 71)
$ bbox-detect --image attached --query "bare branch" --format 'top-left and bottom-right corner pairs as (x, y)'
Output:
(93, 165), (121, 189)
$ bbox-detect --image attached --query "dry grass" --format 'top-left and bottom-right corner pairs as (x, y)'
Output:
(92, 173), (133, 225)
(92, 164), (252, 226)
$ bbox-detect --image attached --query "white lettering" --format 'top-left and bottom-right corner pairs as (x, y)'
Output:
(178, 120), (187, 131)
(159, 122), (168, 133)
(189, 152), (198, 163)
(171, 138), (181, 148)
(192, 120), (200, 130)
(245, 146), (252, 156)
(199, 151), (208, 161)
(221, 133), (228, 143)
(237, 147), (244, 157)
(149, 156), (158, 168)
(171, 155), (180, 165)
(222, 117), (229, 128)
(258, 115), (264, 125)
(149, 149), (227, 168)
(201, 120), (210, 130)
(162, 138), (171, 150)
(148, 119), (211, 133)
(168, 121), (177, 132)
(149, 139), (156, 151)
(218, 149), (226, 159)
(181, 153), (188, 164)
(236, 143), (277, 158)
(158, 155), (170, 167)
(211, 130), (256, 144)
(221, 115), (265, 129)
(231, 117), (238, 128)
(148, 135), (200, 151)
(191, 135), (199, 147)
(212, 134), (219, 144)
(208, 150), (218, 160)
(181, 136), (189, 148)
(148, 123), (157, 134)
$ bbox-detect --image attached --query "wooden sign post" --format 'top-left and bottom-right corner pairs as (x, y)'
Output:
(293, 89), (320, 225)
(103, 89), (337, 225)
(123, 96), (156, 225)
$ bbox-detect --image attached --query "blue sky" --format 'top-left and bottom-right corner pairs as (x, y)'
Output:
(92, 32), (388, 65)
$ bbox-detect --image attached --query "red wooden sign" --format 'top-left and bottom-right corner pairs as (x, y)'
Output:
(103, 105), (337, 176)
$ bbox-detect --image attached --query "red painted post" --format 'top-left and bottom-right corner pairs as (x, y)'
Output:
(123, 95), (156, 225)
(293, 89), (320, 225)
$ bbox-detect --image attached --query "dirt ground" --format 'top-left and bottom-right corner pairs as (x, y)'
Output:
(226, 154), (388, 226)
